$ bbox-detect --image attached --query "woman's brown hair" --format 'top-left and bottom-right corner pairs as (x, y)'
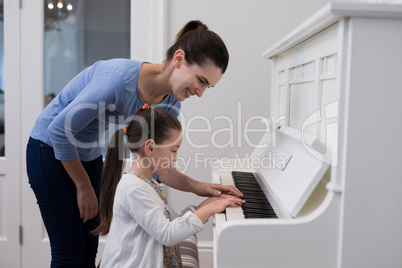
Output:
(166, 20), (229, 74)
(92, 106), (182, 236)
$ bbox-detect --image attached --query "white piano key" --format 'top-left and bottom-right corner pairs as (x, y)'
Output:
(225, 206), (245, 221)
(211, 173), (221, 184)
(220, 171), (235, 186)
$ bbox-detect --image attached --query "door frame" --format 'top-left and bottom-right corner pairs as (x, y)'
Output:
(0, 0), (21, 267)
(20, 0), (47, 266)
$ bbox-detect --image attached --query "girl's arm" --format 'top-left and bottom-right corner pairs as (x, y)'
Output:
(127, 183), (204, 246)
(126, 181), (244, 246)
(158, 168), (243, 197)
(61, 158), (98, 223)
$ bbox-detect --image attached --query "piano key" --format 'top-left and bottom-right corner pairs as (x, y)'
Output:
(231, 171), (278, 219)
(242, 204), (273, 210)
(225, 206), (245, 221)
(220, 172), (236, 186)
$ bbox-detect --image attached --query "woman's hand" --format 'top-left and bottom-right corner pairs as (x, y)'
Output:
(196, 194), (244, 210)
(195, 182), (243, 198)
(76, 184), (98, 223)
(158, 169), (243, 198)
(61, 158), (99, 223)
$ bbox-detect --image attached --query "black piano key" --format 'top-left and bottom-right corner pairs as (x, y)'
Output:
(241, 198), (270, 203)
(243, 208), (277, 215)
(232, 171), (255, 176)
(241, 193), (267, 198)
(242, 207), (274, 215)
(245, 213), (276, 219)
(242, 204), (273, 210)
(231, 171), (278, 219)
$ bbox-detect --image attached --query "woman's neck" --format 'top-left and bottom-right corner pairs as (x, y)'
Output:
(138, 63), (173, 104)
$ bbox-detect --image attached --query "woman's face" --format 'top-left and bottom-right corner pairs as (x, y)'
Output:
(151, 129), (182, 175)
(170, 57), (223, 101)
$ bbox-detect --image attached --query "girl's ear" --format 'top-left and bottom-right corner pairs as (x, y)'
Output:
(144, 139), (154, 156)
(173, 49), (185, 68)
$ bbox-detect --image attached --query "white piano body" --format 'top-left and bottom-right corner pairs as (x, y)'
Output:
(212, 3), (402, 268)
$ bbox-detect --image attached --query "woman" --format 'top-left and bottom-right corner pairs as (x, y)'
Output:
(26, 20), (241, 267)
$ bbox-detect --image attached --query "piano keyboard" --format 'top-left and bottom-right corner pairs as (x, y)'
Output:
(231, 171), (278, 219)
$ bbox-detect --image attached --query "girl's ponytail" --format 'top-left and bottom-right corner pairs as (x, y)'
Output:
(92, 128), (125, 236)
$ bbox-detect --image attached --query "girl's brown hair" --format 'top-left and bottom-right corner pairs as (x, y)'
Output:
(166, 20), (229, 74)
(92, 106), (182, 236)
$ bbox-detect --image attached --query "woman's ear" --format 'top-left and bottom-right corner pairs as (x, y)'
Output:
(144, 139), (154, 156)
(173, 49), (185, 68)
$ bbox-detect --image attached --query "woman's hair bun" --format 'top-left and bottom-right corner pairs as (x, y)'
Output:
(175, 20), (208, 42)
(166, 19), (229, 74)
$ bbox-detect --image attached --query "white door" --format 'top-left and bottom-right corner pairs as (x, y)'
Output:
(19, 0), (131, 267)
(0, 0), (22, 267)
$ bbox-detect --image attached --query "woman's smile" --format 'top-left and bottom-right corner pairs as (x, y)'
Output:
(185, 88), (195, 99)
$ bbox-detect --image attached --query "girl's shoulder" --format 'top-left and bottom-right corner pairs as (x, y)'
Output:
(119, 173), (144, 187)
(118, 173), (154, 193)
(116, 173), (162, 204)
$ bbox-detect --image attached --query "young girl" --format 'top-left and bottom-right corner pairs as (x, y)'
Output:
(93, 105), (244, 267)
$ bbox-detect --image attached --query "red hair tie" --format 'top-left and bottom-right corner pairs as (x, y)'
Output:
(142, 103), (150, 110)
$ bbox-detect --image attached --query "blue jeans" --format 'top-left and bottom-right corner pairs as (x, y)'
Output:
(26, 137), (103, 268)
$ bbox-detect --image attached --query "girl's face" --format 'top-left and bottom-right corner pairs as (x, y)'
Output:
(151, 129), (182, 175)
(170, 56), (223, 101)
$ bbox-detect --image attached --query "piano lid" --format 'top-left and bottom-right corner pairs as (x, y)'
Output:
(250, 125), (329, 217)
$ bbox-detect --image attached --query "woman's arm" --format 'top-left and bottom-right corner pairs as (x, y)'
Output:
(158, 168), (243, 197)
(47, 72), (121, 162)
(61, 158), (98, 223)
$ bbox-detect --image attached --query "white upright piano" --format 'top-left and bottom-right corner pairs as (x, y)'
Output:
(212, 3), (402, 268)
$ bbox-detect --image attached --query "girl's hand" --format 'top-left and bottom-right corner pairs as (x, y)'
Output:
(207, 197), (242, 214)
(194, 196), (244, 223)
